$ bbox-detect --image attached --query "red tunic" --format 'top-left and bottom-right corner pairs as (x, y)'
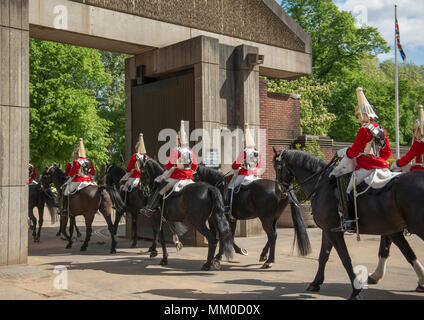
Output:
(69, 158), (95, 182)
(64, 162), (72, 177)
(232, 148), (262, 176)
(126, 154), (149, 178)
(29, 165), (37, 184)
(165, 147), (198, 180)
(346, 122), (391, 170)
(397, 141), (424, 171)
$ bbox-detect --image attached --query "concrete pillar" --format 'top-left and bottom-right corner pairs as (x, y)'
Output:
(0, 0), (29, 266)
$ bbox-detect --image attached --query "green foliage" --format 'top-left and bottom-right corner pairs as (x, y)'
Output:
(30, 39), (112, 170)
(295, 139), (326, 160)
(282, 0), (389, 80)
(267, 77), (336, 136)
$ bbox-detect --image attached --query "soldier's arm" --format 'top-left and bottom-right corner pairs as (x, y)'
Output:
(347, 127), (371, 158)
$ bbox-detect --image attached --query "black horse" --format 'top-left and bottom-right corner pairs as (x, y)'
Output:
(28, 183), (58, 242)
(273, 149), (424, 299)
(195, 165), (311, 268)
(41, 165), (125, 253)
(105, 164), (184, 255)
(138, 157), (233, 270)
(41, 166), (82, 239)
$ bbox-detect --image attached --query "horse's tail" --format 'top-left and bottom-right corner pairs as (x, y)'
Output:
(209, 186), (233, 260)
(288, 190), (311, 256)
(42, 188), (59, 224)
(101, 186), (126, 216)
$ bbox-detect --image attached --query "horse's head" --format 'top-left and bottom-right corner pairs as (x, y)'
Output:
(273, 148), (294, 192)
(136, 156), (163, 197)
(42, 165), (65, 189)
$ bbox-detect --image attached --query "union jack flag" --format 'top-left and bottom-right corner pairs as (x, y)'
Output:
(395, 19), (406, 62)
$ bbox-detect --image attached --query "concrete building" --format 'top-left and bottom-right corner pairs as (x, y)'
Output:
(0, 0), (312, 265)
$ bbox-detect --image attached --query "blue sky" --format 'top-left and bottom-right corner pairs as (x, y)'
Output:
(333, 0), (424, 66)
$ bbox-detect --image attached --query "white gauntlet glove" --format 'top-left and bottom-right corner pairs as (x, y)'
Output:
(337, 147), (348, 158)
(390, 161), (401, 172)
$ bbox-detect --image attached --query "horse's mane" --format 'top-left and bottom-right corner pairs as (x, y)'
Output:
(146, 158), (165, 176)
(281, 150), (327, 173)
(196, 165), (225, 185)
(108, 163), (125, 176)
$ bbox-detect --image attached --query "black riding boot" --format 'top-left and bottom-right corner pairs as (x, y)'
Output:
(331, 176), (356, 233)
(61, 195), (69, 216)
(224, 188), (236, 222)
(139, 188), (162, 218)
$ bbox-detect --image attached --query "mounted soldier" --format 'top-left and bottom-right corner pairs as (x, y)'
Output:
(392, 105), (424, 172)
(29, 162), (38, 185)
(225, 123), (262, 217)
(140, 120), (198, 217)
(62, 138), (96, 215)
(330, 87), (394, 233)
(120, 133), (149, 194)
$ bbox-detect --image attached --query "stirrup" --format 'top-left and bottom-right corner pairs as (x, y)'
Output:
(331, 220), (356, 233)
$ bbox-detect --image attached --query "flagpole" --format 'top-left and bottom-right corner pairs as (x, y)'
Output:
(395, 4), (400, 159)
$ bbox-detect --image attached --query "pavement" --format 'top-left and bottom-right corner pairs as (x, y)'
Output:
(0, 214), (423, 300)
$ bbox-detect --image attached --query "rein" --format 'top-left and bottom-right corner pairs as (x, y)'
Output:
(276, 153), (339, 204)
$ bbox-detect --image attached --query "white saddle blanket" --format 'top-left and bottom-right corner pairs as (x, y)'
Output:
(347, 168), (402, 194)
(64, 181), (97, 196)
(160, 178), (194, 197)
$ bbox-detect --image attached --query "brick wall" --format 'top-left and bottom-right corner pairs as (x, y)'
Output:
(259, 79), (301, 180)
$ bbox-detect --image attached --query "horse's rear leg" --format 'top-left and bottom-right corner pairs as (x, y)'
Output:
(329, 232), (362, 300)
(368, 236), (392, 285)
(99, 210), (117, 254)
(307, 230), (333, 292)
(149, 216), (159, 257)
(407, 232), (424, 291)
(196, 223), (219, 271)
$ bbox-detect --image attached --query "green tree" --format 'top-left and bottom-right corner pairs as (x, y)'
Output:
(281, 0), (389, 80)
(98, 51), (129, 167)
(30, 39), (112, 170)
(267, 76), (336, 136)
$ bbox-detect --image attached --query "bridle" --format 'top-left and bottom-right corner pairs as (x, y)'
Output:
(274, 151), (339, 204)
(136, 156), (154, 198)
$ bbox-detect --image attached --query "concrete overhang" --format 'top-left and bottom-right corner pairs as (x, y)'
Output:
(29, 0), (312, 79)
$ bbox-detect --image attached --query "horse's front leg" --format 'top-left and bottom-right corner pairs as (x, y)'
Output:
(81, 214), (95, 252)
(149, 217), (158, 257)
(158, 227), (168, 266)
(260, 221), (277, 269)
(35, 205), (44, 242)
(307, 230), (333, 292)
(131, 211), (138, 248)
(28, 208), (37, 240)
(60, 214), (73, 249)
(230, 219), (248, 256)
(329, 232), (362, 300)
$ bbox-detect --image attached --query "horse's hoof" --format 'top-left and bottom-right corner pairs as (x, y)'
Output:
(259, 255), (267, 262)
(160, 259), (168, 266)
(201, 263), (211, 271)
(131, 243), (137, 249)
(77, 232), (82, 238)
(150, 251), (158, 258)
(416, 285), (424, 293)
(56, 232), (61, 237)
(240, 248), (248, 256)
(261, 262), (273, 269)
(349, 294), (362, 301)
(66, 244), (72, 249)
(212, 259), (221, 271)
(367, 276), (379, 285)
(80, 246), (87, 252)
(306, 284), (320, 292)
(214, 254), (223, 262)
(175, 242), (183, 252)
(111, 249), (117, 254)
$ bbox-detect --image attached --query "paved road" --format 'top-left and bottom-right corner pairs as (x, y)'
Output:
(0, 215), (423, 300)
